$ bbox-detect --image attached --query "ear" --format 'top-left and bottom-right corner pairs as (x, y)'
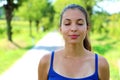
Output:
(59, 27), (62, 33)
(86, 26), (90, 36)
(87, 25), (90, 31)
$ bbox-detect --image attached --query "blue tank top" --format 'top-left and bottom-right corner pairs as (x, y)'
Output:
(48, 51), (99, 80)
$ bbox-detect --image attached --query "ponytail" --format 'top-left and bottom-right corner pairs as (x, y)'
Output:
(83, 34), (91, 51)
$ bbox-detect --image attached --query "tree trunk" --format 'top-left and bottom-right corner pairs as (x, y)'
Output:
(6, 17), (12, 41)
(35, 20), (39, 33)
(4, 4), (13, 42)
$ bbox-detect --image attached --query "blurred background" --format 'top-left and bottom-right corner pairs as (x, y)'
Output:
(0, 0), (120, 80)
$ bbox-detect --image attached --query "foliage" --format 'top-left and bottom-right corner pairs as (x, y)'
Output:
(15, 0), (55, 31)
(91, 12), (120, 40)
(91, 12), (109, 33)
(16, 0), (47, 20)
(90, 33), (120, 80)
(107, 14), (120, 39)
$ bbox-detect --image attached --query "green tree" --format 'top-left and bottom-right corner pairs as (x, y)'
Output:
(91, 12), (109, 33)
(31, 0), (55, 32)
(15, 0), (34, 36)
(16, 0), (55, 35)
(1, 0), (27, 41)
(107, 13), (120, 38)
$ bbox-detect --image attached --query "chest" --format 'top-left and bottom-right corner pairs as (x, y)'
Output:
(53, 57), (95, 78)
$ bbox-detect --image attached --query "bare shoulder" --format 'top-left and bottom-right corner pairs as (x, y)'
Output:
(39, 53), (51, 65)
(98, 55), (110, 80)
(98, 55), (109, 70)
(38, 53), (51, 80)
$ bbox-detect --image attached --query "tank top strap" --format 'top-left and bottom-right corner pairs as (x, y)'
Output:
(50, 51), (54, 69)
(95, 54), (99, 75)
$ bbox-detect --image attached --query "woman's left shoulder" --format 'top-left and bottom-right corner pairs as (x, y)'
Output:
(97, 55), (110, 80)
(97, 55), (109, 68)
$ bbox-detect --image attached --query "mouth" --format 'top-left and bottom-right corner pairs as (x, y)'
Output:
(69, 35), (79, 39)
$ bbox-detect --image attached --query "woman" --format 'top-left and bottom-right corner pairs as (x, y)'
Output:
(38, 4), (110, 80)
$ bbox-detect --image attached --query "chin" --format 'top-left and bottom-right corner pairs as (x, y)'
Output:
(65, 39), (82, 44)
(68, 41), (80, 44)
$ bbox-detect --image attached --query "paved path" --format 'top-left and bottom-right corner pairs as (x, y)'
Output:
(0, 32), (64, 80)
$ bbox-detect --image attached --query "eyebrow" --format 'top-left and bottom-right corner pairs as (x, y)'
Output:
(77, 19), (84, 21)
(64, 19), (71, 21)
(64, 18), (84, 21)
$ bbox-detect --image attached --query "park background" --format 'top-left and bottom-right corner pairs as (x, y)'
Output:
(0, 0), (120, 80)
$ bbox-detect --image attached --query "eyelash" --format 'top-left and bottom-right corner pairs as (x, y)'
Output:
(65, 23), (70, 26)
(64, 23), (83, 26)
(77, 23), (83, 25)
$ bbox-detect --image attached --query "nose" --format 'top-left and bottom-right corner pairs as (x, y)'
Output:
(70, 25), (77, 32)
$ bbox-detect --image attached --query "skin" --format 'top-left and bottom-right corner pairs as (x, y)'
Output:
(38, 8), (110, 80)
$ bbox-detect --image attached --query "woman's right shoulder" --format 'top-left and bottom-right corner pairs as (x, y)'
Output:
(38, 53), (51, 75)
(38, 53), (52, 80)
(39, 53), (51, 65)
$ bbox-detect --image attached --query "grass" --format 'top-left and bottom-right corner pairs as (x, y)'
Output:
(90, 33), (120, 80)
(0, 20), (48, 74)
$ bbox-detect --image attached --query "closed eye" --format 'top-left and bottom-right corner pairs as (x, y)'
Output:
(77, 23), (83, 25)
(64, 19), (71, 26)
(65, 23), (70, 26)
(77, 19), (84, 25)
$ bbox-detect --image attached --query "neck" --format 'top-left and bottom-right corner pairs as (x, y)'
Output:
(63, 43), (86, 57)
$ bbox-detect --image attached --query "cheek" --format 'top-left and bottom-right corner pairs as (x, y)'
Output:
(60, 26), (69, 34)
(60, 28), (69, 40)
(79, 27), (87, 35)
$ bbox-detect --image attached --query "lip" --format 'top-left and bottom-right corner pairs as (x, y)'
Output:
(69, 35), (79, 39)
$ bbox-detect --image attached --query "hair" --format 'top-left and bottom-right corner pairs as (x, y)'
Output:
(59, 4), (92, 51)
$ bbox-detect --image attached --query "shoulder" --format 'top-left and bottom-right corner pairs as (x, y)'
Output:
(98, 55), (109, 71)
(38, 53), (51, 69)
(98, 55), (110, 80)
(38, 53), (51, 80)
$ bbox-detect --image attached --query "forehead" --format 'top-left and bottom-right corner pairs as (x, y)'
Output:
(62, 8), (85, 20)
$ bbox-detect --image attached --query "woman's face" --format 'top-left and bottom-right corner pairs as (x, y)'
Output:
(60, 8), (88, 44)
